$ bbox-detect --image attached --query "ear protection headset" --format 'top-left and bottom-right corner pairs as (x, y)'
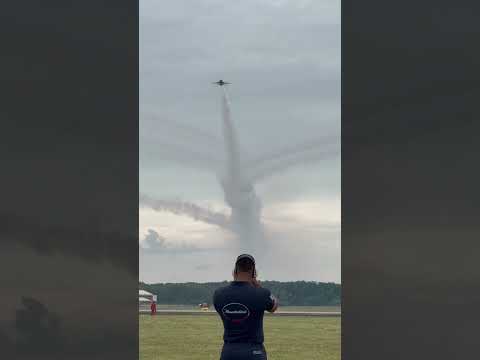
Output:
(234, 254), (256, 278)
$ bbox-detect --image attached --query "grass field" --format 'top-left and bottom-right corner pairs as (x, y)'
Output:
(140, 314), (340, 360)
(147, 304), (341, 313)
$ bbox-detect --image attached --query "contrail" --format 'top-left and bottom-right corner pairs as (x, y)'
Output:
(139, 193), (231, 229)
(218, 88), (264, 251)
(248, 146), (340, 181)
(140, 114), (223, 172)
(140, 88), (265, 252)
(143, 140), (222, 172)
(141, 113), (222, 146)
(141, 100), (337, 177)
(140, 85), (336, 255)
(248, 137), (338, 167)
(221, 87), (242, 181)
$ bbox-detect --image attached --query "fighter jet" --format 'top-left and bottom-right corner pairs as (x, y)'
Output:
(213, 79), (230, 86)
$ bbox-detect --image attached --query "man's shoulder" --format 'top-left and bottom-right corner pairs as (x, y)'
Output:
(257, 287), (271, 296)
(214, 283), (232, 297)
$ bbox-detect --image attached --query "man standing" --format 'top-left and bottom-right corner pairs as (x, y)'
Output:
(150, 300), (156, 316)
(213, 254), (279, 360)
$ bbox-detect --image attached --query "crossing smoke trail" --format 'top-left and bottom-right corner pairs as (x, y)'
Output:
(141, 115), (223, 172)
(248, 147), (340, 181)
(140, 87), (336, 254)
(248, 137), (338, 169)
(139, 89), (265, 253)
(143, 140), (221, 172)
(141, 101), (337, 178)
(139, 193), (231, 229)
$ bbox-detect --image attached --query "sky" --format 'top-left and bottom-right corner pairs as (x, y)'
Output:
(139, 0), (341, 283)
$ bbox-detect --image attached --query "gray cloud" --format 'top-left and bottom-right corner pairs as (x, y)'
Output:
(140, 229), (215, 255)
(142, 229), (166, 250)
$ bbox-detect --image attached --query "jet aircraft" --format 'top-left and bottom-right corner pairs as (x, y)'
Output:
(213, 80), (230, 86)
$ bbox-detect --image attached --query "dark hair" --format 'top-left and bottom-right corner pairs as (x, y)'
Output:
(235, 257), (255, 273)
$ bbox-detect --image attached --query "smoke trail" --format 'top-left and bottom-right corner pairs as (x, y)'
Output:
(141, 113), (222, 146)
(248, 137), (338, 166)
(218, 88), (266, 253)
(248, 146), (340, 181)
(139, 193), (231, 229)
(245, 137), (339, 181)
(141, 114), (224, 172)
(141, 88), (336, 256)
(221, 88), (242, 182)
(221, 88), (338, 182)
(141, 87), (267, 254)
(143, 140), (222, 172)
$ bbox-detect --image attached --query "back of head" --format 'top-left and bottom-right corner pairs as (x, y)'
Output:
(235, 254), (256, 276)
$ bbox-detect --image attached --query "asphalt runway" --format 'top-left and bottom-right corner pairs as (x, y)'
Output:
(140, 309), (341, 317)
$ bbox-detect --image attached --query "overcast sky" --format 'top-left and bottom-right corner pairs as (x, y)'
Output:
(139, 0), (340, 283)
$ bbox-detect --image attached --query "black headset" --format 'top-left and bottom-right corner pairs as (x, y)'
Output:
(234, 254), (256, 278)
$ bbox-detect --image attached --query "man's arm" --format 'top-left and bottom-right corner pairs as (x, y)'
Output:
(263, 289), (279, 313)
(266, 294), (279, 313)
(252, 279), (278, 313)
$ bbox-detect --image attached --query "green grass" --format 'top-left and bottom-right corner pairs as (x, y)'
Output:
(139, 314), (340, 360)
(149, 304), (341, 313)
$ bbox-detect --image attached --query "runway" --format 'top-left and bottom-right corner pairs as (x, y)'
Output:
(140, 309), (341, 317)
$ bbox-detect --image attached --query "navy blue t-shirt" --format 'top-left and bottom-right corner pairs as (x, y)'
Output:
(213, 281), (275, 344)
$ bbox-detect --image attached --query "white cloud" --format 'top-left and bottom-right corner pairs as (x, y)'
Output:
(265, 199), (340, 226)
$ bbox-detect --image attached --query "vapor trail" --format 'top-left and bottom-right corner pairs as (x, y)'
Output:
(248, 137), (338, 166)
(143, 140), (222, 172)
(218, 88), (265, 253)
(141, 87), (335, 255)
(247, 146), (340, 181)
(141, 114), (224, 172)
(141, 113), (222, 145)
(221, 87), (242, 181)
(139, 193), (231, 229)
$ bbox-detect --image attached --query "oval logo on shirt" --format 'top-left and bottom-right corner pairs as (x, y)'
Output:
(221, 303), (250, 322)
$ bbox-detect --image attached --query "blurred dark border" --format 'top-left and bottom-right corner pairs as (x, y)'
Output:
(342, 0), (480, 358)
(1, 1), (138, 359)
(3, 0), (480, 358)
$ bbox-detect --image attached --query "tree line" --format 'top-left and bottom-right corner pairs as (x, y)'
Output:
(139, 281), (341, 306)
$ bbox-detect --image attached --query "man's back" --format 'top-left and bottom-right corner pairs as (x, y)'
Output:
(214, 254), (278, 360)
(213, 281), (275, 344)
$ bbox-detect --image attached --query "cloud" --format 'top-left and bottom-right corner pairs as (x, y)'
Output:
(264, 199), (340, 227)
(142, 229), (166, 250)
(139, 208), (230, 248)
(139, 228), (219, 254)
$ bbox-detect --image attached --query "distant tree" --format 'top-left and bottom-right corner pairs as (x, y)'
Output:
(140, 281), (340, 306)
